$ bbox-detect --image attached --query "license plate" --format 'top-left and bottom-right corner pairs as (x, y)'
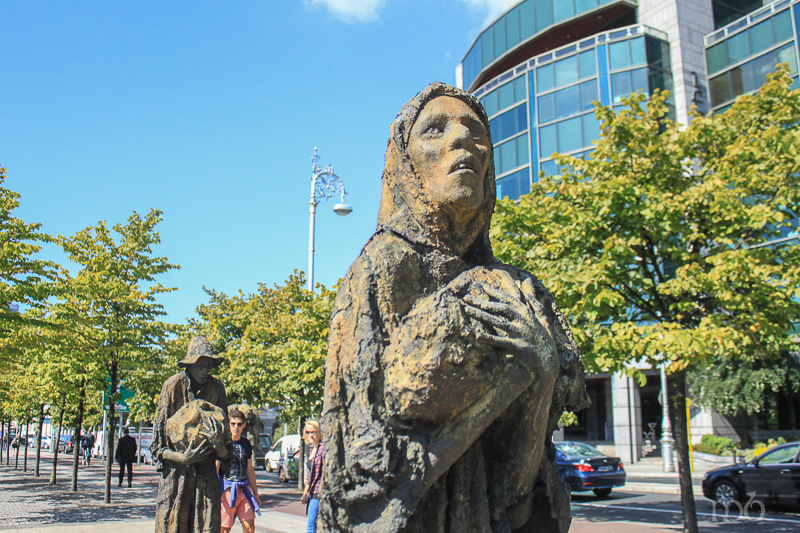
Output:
(598, 466), (613, 472)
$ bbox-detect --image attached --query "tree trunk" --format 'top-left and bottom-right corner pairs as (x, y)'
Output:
(71, 382), (86, 492)
(753, 413), (760, 443)
(23, 419), (30, 472)
(298, 415), (306, 492)
(35, 404), (45, 477)
(668, 369), (699, 533)
(104, 359), (118, 504)
(50, 395), (66, 485)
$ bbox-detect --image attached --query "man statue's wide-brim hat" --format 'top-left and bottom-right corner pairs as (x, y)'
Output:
(178, 335), (225, 368)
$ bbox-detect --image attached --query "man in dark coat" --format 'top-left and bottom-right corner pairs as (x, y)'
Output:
(116, 426), (137, 487)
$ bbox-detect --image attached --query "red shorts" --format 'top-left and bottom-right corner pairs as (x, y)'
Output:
(221, 487), (256, 527)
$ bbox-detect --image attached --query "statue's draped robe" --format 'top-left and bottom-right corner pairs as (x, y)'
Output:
(151, 372), (230, 533)
(319, 83), (586, 533)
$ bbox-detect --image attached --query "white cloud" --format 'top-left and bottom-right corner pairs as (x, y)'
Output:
(458, 0), (520, 24)
(305, 0), (387, 23)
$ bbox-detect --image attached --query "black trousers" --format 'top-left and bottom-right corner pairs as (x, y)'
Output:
(118, 461), (133, 485)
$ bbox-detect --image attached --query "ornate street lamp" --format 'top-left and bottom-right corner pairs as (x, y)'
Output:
(307, 147), (352, 292)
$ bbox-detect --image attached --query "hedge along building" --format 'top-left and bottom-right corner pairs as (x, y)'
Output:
(456, 0), (800, 464)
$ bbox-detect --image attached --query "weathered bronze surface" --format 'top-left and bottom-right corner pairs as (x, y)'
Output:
(319, 83), (585, 533)
(151, 336), (232, 533)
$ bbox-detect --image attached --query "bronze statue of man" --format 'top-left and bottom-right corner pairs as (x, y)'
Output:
(151, 336), (232, 533)
(320, 83), (585, 533)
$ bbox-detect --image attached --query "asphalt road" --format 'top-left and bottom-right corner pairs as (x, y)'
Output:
(570, 489), (800, 532)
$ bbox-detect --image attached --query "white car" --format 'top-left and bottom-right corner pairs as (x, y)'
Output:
(264, 435), (300, 473)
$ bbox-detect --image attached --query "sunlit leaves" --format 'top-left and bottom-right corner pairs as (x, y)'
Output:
(492, 66), (800, 391)
(191, 271), (336, 422)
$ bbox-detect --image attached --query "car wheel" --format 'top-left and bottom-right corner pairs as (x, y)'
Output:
(266, 459), (273, 473)
(713, 479), (739, 506)
(279, 467), (287, 483)
(593, 488), (612, 498)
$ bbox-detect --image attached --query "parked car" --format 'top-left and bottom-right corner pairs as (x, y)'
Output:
(278, 450), (299, 483)
(265, 435), (300, 473)
(32, 436), (52, 450)
(255, 433), (273, 470)
(58, 435), (74, 454)
(555, 442), (626, 497)
(702, 441), (800, 507)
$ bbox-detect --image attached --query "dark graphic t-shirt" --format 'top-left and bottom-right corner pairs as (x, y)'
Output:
(226, 437), (252, 482)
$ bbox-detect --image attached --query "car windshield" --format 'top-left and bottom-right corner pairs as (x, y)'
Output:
(556, 443), (603, 458)
(757, 443), (800, 465)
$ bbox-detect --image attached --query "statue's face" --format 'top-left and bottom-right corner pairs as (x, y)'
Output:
(186, 358), (214, 385)
(408, 96), (490, 213)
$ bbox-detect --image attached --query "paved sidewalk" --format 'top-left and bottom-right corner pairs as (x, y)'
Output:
(0, 451), (303, 533)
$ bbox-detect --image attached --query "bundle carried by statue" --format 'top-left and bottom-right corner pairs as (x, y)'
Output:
(166, 399), (230, 459)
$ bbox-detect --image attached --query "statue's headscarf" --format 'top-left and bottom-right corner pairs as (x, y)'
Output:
(377, 82), (497, 266)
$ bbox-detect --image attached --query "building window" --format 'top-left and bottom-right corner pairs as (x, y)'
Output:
(539, 112), (599, 158)
(496, 167), (531, 200)
(611, 68), (649, 103)
(490, 103), (528, 143)
(482, 75), (527, 117)
(608, 36), (646, 71)
(706, 9), (793, 75)
(709, 42), (798, 108)
(537, 49), (596, 93)
(538, 79), (597, 123)
(494, 133), (530, 175)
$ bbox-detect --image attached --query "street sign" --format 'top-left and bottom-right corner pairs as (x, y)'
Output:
(102, 388), (134, 412)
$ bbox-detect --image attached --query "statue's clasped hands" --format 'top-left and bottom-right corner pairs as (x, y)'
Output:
(163, 440), (214, 465)
(460, 270), (557, 375)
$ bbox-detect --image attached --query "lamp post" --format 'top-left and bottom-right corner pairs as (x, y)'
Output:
(307, 147), (352, 292)
(660, 364), (675, 473)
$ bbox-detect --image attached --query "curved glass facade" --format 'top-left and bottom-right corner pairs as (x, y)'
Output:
(474, 25), (671, 201)
(705, 0), (800, 112)
(461, 0), (632, 91)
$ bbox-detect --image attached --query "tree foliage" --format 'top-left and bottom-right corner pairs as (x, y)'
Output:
(191, 271), (335, 422)
(491, 67), (800, 533)
(492, 67), (800, 379)
(55, 209), (179, 501)
(690, 352), (800, 417)
(0, 167), (58, 364)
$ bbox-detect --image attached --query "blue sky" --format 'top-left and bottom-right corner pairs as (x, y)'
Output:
(1, 0), (516, 323)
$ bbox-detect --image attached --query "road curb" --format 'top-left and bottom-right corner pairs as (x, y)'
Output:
(621, 482), (703, 495)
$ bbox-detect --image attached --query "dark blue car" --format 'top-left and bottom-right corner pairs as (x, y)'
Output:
(555, 442), (626, 497)
(701, 441), (800, 507)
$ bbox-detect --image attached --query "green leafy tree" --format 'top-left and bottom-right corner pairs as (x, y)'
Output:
(193, 271), (335, 422)
(0, 167), (59, 364)
(56, 209), (178, 502)
(690, 352), (800, 438)
(491, 68), (800, 533)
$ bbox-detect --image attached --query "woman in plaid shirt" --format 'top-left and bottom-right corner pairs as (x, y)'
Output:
(301, 421), (323, 533)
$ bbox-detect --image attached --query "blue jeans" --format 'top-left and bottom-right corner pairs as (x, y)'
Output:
(307, 497), (319, 533)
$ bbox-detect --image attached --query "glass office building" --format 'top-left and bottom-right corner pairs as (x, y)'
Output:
(705, 0), (800, 113)
(459, 0), (800, 202)
(465, 24), (672, 201)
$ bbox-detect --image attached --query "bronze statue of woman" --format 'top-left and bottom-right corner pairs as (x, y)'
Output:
(320, 83), (586, 533)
